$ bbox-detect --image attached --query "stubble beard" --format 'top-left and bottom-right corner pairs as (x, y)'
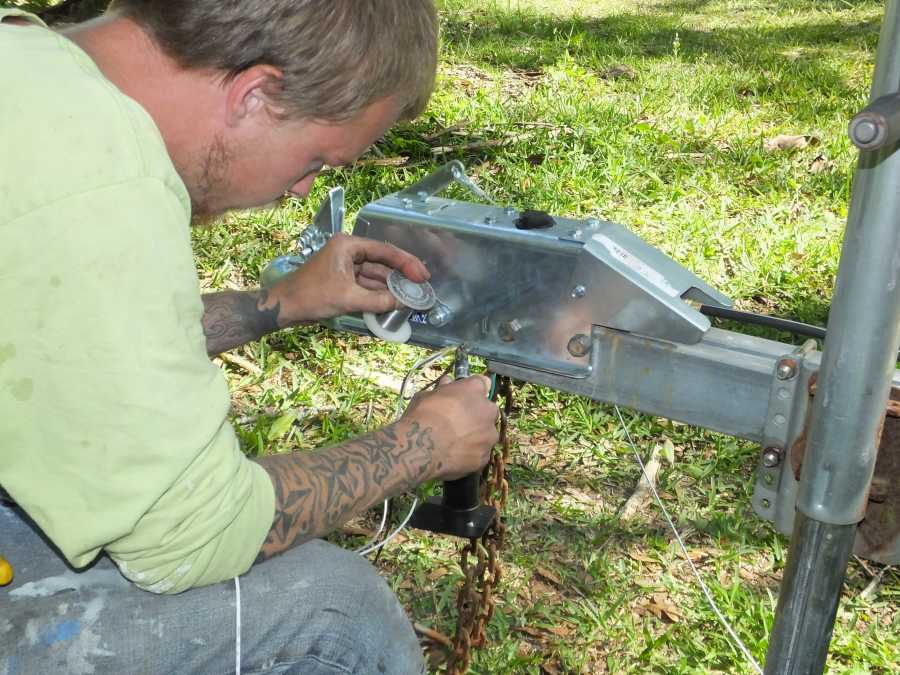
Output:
(189, 135), (231, 227)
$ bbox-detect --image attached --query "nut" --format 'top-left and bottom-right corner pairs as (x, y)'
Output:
(762, 447), (783, 469)
(567, 333), (591, 357)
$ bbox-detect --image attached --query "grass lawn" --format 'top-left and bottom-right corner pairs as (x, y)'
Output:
(16, 0), (892, 671)
(190, 0), (900, 672)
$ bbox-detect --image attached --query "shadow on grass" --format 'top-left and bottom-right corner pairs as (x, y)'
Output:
(441, 3), (881, 122)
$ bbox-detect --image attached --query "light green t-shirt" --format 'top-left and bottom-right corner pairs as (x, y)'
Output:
(0, 9), (275, 594)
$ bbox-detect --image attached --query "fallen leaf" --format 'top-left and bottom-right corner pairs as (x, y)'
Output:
(513, 625), (549, 641)
(646, 592), (683, 623)
(600, 64), (636, 80)
(628, 550), (660, 565)
(764, 134), (820, 151)
(662, 438), (676, 465)
(535, 566), (562, 586)
(545, 622), (575, 638)
(809, 154), (835, 173)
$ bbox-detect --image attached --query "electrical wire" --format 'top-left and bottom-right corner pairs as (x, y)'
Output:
(353, 499), (389, 554)
(234, 576), (242, 675)
(613, 405), (764, 675)
(356, 497), (420, 556)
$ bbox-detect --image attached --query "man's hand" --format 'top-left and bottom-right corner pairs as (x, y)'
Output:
(268, 233), (430, 325)
(254, 372), (499, 562)
(397, 375), (500, 480)
(200, 234), (428, 355)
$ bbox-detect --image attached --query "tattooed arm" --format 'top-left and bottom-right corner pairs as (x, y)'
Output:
(201, 290), (281, 356)
(253, 420), (437, 561)
(252, 376), (500, 562)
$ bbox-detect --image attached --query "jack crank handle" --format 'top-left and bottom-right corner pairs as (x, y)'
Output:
(443, 347), (481, 512)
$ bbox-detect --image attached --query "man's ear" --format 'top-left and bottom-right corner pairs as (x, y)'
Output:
(223, 64), (285, 127)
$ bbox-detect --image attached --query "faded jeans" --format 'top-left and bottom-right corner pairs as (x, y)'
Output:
(0, 503), (425, 674)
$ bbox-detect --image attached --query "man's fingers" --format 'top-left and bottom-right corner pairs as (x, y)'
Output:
(358, 261), (393, 283)
(468, 374), (493, 397)
(349, 238), (429, 282)
(357, 276), (390, 292)
(353, 288), (399, 314)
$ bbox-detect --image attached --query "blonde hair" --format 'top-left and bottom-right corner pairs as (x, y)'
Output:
(110, 0), (438, 121)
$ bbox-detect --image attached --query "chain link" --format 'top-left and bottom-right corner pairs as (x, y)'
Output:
(446, 376), (513, 674)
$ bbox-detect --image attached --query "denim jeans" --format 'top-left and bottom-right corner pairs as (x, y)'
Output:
(0, 503), (425, 674)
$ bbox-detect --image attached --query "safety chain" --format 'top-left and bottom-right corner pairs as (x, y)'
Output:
(446, 376), (513, 674)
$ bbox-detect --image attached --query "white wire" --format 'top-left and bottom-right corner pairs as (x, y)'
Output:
(357, 497), (419, 556)
(613, 405), (763, 675)
(234, 576), (242, 675)
(354, 499), (389, 553)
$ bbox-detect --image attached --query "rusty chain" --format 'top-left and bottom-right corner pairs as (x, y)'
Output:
(446, 376), (513, 674)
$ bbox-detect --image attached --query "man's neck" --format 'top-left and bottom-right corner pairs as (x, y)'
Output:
(61, 14), (220, 189)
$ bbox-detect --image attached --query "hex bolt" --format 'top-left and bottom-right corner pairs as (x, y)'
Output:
(569, 229), (583, 238)
(505, 206), (517, 217)
(485, 216), (497, 225)
(567, 333), (591, 357)
(776, 359), (797, 380)
(762, 446), (783, 468)
(401, 197), (413, 209)
(571, 285), (587, 299)
(427, 304), (453, 328)
(417, 190), (429, 202)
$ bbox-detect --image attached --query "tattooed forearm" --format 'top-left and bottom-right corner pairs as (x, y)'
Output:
(253, 421), (438, 562)
(201, 290), (281, 356)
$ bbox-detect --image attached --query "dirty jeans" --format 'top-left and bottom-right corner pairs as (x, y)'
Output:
(0, 504), (425, 674)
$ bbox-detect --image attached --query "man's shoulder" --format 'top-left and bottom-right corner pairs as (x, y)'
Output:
(0, 19), (189, 224)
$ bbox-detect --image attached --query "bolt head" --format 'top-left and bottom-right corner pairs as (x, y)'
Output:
(852, 118), (879, 145)
(417, 190), (429, 202)
(485, 216), (497, 225)
(567, 333), (591, 357)
(762, 447), (783, 468)
(427, 304), (452, 327)
(571, 285), (587, 299)
(401, 197), (413, 208)
(776, 360), (796, 380)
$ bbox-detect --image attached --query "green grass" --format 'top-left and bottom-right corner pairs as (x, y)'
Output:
(14, 0), (896, 671)
(188, 0), (900, 672)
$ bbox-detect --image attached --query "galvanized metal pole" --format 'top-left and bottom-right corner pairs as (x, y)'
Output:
(765, 2), (900, 672)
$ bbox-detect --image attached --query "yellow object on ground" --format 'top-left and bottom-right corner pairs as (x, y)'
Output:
(0, 555), (13, 586)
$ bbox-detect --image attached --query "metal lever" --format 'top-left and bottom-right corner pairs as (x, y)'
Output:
(407, 346), (497, 539)
(440, 348), (482, 512)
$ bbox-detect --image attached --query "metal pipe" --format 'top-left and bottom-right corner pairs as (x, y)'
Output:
(766, 2), (900, 671)
(764, 515), (857, 673)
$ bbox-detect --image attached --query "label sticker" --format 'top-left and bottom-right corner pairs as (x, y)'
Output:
(592, 234), (680, 297)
